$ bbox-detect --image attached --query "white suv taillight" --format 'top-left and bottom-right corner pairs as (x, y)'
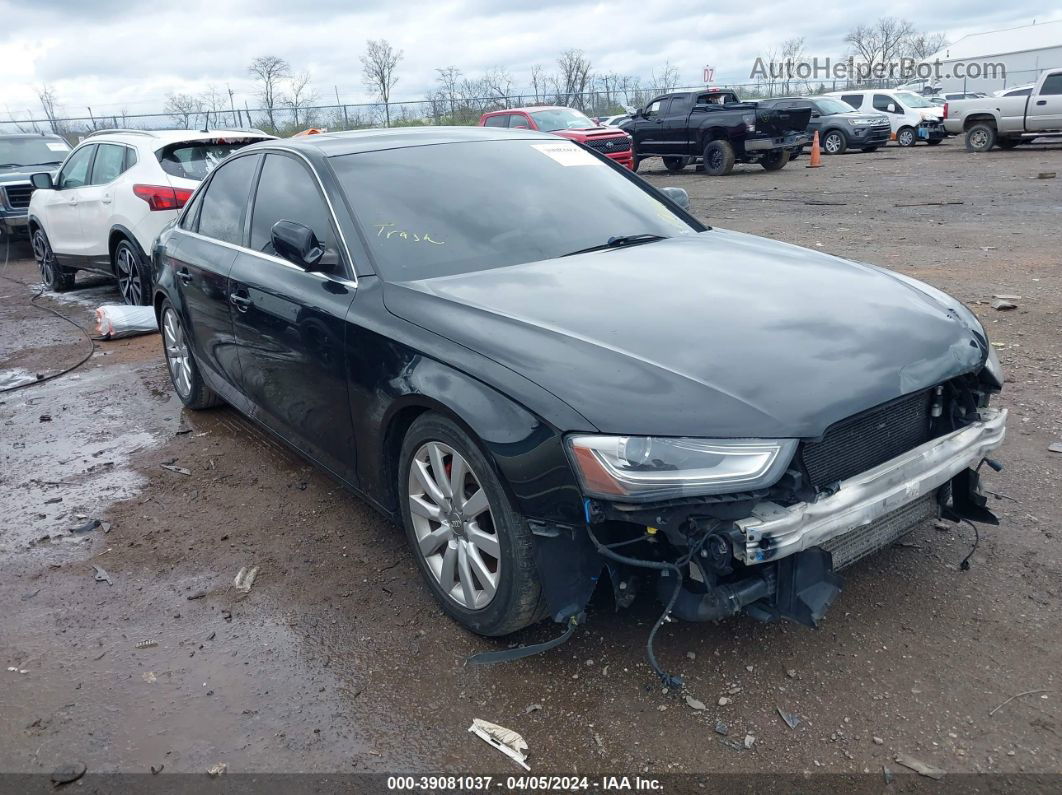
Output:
(133, 184), (193, 211)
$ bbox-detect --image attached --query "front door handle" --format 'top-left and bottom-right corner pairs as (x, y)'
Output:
(229, 293), (253, 311)
(176, 268), (193, 285)
(1036, 99), (1047, 106)
(101, 194), (112, 204)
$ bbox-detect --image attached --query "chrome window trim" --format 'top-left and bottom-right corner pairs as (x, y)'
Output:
(178, 229), (358, 290)
(174, 146), (356, 287)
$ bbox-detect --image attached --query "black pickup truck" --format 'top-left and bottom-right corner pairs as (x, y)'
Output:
(620, 89), (811, 175)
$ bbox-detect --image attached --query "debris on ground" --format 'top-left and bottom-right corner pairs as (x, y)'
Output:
(873, 736), (884, 745)
(468, 718), (530, 770)
(993, 294), (1021, 300)
(207, 762), (227, 777)
(777, 707), (801, 729)
(92, 565), (113, 586)
(894, 753), (945, 780)
(70, 518), (101, 534)
(718, 696), (731, 706)
(142, 671), (157, 683)
(743, 734), (756, 750)
(991, 299), (1017, 311)
(524, 704), (542, 714)
(714, 720), (729, 736)
(1037, 172), (1056, 179)
(160, 463), (191, 476)
(7, 666), (29, 674)
(50, 762), (87, 786)
(989, 689), (1052, 716)
(151, 764), (164, 775)
(234, 566), (259, 593)
(882, 765), (894, 784)
(685, 695), (707, 711)
(135, 640), (158, 649)
(95, 305), (159, 340)
(1048, 443), (1062, 454)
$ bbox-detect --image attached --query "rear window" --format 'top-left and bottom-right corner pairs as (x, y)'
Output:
(157, 138), (265, 181)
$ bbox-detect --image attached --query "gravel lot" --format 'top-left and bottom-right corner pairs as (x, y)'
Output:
(2, 139), (1060, 782)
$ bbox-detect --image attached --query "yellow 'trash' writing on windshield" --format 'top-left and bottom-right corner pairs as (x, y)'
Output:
(374, 222), (445, 245)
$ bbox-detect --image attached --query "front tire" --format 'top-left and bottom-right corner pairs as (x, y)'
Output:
(113, 239), (152, 306)
(861, 146), (879, 153)
(161, 302), (222, 410)
(996, 138), (1020, 150)
(896, 127), (917, 147)
(965, 123), (997, 153)
(31, 227), (75, 293)
(398, 413), (545, 636)
(760, 149), (790, 171)
(662, 156), (689, 173)
(822, 130), (847, 155)
(702, 139), (735, 176)
(926, 138), (942, 146)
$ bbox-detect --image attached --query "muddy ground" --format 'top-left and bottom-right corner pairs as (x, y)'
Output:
(2, 141), (1060, 782)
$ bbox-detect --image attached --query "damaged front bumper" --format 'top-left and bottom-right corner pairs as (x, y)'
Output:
(735, 407), (1007, 565)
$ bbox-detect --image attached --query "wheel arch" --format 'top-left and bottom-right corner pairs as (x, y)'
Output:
(697, 126), (728, 148)
(108, 224), (147, 262)
(963, 114), (998, 131)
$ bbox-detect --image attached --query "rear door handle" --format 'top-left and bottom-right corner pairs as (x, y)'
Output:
(177, 268), (193, 285)
(229, 293), (253, 311)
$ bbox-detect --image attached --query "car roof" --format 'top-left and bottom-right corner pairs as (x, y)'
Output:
(81, 129), (273, 146)
(0, 132), (67, 141)
(484, 106), (576, 115)
(263, 126), (560, 157)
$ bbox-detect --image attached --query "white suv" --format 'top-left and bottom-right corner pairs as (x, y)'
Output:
(28, 129), (272, 304)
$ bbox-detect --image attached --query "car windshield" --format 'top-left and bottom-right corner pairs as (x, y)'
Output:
(528, 108), (595, 131)
(330, 139), (699, 281)
(896, 92), (935, 108)
(0, 137), (70, 168)
(157, 138), (264, 181)
(815, 98), (858, 115)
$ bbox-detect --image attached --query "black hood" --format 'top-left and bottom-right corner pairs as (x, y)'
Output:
(383, 230), (986, 438)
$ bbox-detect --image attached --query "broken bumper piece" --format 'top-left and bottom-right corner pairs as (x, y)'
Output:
(736, 408), (1007, 565)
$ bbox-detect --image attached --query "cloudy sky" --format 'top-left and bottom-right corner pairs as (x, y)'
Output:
(1, 0), (1056, 122)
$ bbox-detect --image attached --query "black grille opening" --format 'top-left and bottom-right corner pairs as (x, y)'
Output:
(800, 389), (934, 489)
(584, 138), (631, 153)
(5, 185), (34, 209)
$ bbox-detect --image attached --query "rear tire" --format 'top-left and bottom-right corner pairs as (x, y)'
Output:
(926, 139), (942, 146)
(996, 138), (1020, 150)
(822, 130), (847, 155)
(861, 146), (879, 153)
(965, 123), (997, 153)
(759, 149), (790, 171)
(113, 238), (152, 306)
(160, 302), (223, 410)
(662, 156), (689, 173)
(702, 139), (735, 176)
(398, 413), (546, 636)
(31, 227), (75, 293)
(896, 126), (917, 147)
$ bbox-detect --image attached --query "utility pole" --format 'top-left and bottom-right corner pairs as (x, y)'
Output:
(335, 85), (349, 129)
(228, 85), (238, 127)
(87, 106), (96, 129)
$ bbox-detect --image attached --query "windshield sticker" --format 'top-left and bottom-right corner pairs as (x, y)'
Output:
(46, 142), (69, 151)
(373, 222), (444, 245)
(531, 142), (602, 167)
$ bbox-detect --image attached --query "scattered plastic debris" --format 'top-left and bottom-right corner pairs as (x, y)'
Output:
(207, 762), (227, 777)
(95, 305), (159, 339)
(685, 695), (707, 711)
(524, 704), (542, 714)
(234, 566), (259, 593)
(7, 666), (29, 674)
(1048, 443), (1062, 454)
(777, 706), (801, 729)
(468, 718), (530, 770)
(991, 299), (1017, 311)
(135, 640), (158, 650)
(160, 463), (191, 475)
(151, 764), (164, 775)
(1037, 172), (1056, 180)
(894, 753), (945, 780)
(92, 565), (113, 586)
(70, 518), (101, 534)
(882, 765), (894, 784)
(50, 762), (87, 786)
(714, 720), (729, 736)
(142, 672), (157, 683)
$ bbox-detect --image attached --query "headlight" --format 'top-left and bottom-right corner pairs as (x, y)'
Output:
(984, 344), (1004, 387)
(850, 118), (874, 126)
(565, 435), (797, 502)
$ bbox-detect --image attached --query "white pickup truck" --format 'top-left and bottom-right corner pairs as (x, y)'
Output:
(943, 69), (1062, 152)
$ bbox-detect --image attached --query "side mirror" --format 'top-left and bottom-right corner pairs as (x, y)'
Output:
(810, 111), (821, 118)
(31, 173), (54, 190)
(660, 186), (690, 211)
(270, 220), (338, 272)
(887, 103), (897, 113)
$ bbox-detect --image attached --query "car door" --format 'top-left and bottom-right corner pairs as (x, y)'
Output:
(872, 94), (903, 133)
(78, 143), (133, 263)
(803, 101), (824, 138)
(633, 97), (670, 154)
(44, 144), (95, 257)
(172, 152), (262, 391)
(228, 151), (357, 481)
(1027, 72), (1062, 131)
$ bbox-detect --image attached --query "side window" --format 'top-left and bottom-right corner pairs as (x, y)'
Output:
(483, 115), (507, 128)
(1040, 74), (1062, 95)
(124, 147), (138, 171)
(508, 114), (530, 129)
(197, 154), (261, 245)
(250, 154), (337, 255)
(179, 189), (205, 231)
(841, 94), (863, 109)
(644, 98), (665, 118)
(58, 145), (95, 190)
(89, 144), (128, 185)
(873, 94), (896, 112)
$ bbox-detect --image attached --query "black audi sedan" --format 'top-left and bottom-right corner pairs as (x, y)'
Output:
(152, 127), (1005, 672)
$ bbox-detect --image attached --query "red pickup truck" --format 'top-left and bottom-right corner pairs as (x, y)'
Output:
(478, 106), (635, 169)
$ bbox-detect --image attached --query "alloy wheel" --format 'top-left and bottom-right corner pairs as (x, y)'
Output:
(407, 441), (500, 610)
(115, 246), (142, 305)
(162, 308), (192, 398)
(898, 129), (915, 147)
(969, 129), (989, 150)
(824, 133), (843, 154)
(32, 230), (55, 285)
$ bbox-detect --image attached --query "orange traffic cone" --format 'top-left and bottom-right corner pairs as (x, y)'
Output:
(806, 130), (822, 168)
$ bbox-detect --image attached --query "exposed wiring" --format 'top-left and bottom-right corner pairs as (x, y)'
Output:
(960, 518), (980, 571)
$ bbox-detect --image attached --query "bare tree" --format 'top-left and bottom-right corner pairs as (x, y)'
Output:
(650, 60), (681, 92)
(164, 93), (205, 127)
(37, 84), (62, 133)
(906, 32), (948, 62)
(529, 64), (547, 103)
(361, 39), (402, 127)
(435, 66), (462, 119)
(285, 70), (319, 127)
(248, 55), (291, 130)
(845, 17), (916, 83)
(780, 37), (807, 95)
(557, 49), (593, 109)
(482, 67), (514, 109)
